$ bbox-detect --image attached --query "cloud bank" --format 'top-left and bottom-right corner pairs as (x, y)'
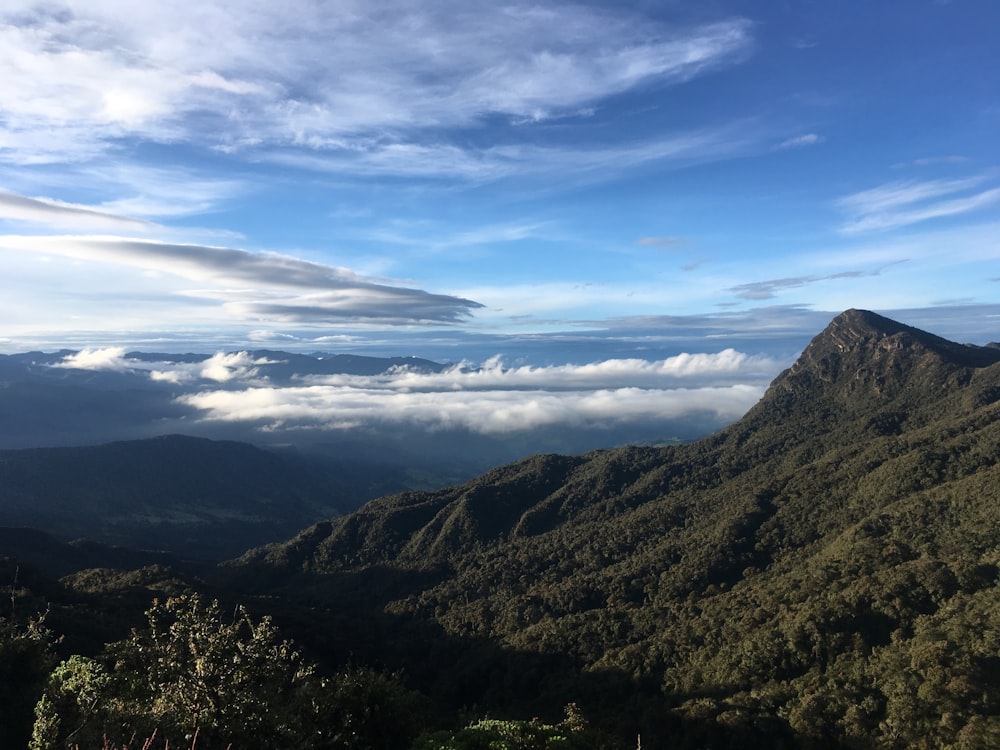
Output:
(172, 350), (776, 435)
(178, 382), (764, 436)
(299, 350), (777, 391)
(51, 346), (775, 437)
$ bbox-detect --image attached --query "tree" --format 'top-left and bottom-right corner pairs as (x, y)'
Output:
(0, 613), (55, 749)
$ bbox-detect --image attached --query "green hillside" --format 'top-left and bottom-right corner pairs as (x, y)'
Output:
(225, 309), (1000, 748)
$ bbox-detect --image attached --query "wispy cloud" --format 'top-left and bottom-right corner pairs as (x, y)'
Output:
(727, 269), (891, 301)
(0, 234), (483, 324)
(0, 2), (753, 166)
(264, 125), (757, 182)
(366, 220), (553, 255)
(775, 133), (823, 150)
(891, 155), (968, 169)
(84, 165), (247, 219)
(837, 176), (1000, 233)
(681, 259), (710, 272)
(0, 189), (155, 231)
(1, 163), (247, 240)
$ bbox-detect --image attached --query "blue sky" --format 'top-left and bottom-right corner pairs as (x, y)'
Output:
(1, 0), (998, 363)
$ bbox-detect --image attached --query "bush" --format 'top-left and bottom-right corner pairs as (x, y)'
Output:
(414, 703), (600, 750)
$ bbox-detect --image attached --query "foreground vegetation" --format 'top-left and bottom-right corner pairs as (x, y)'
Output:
(6, 592), (605, 749)
(0, 596), (399, 748)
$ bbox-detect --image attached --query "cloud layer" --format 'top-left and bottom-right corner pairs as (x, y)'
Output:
(179, 382), (763, 436)
(52, 346), (776, 436)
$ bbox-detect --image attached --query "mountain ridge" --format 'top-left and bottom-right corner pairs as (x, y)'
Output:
(221, 309), (1000, 748)
(235, 308), (1000, 573)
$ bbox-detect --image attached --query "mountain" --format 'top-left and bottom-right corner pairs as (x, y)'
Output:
(227, 310), (1000, 748)
(0, 435), (351, 560)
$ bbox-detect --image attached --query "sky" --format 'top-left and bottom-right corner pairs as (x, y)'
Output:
(1, 1), (999, 449)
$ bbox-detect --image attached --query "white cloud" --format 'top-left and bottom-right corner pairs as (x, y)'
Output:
(152, 352), (277, 384)
(55, 346), (133, 371)
(0, 2), (753, 166)
(178, 382), (765, 436)
(837, 176), (1000, 234)
(169, 350), (775, 435)
(54, 347), (277, 383)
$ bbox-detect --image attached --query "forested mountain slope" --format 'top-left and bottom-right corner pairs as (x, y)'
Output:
(231, 309), (1000, 748)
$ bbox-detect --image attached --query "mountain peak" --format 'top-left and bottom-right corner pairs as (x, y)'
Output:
(742, 310), (1000, 425)
(791, 309), (1000, 380)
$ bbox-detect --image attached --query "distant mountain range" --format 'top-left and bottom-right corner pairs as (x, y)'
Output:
(3, 309), (1000, 748)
